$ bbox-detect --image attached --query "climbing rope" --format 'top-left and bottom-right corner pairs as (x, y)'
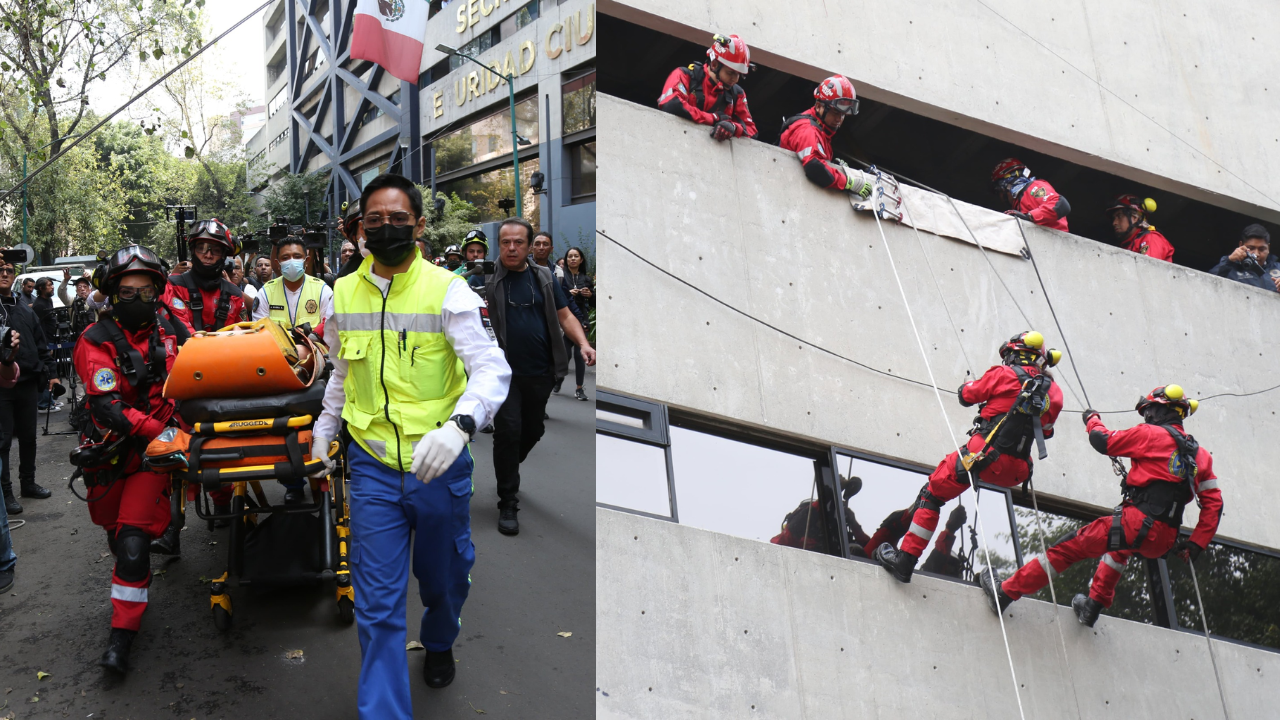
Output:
(1188, 558), (1232, 720)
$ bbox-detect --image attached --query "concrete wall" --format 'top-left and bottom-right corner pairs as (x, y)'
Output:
(597, 95), (1280, 552)
(600, 0), (1280, 223)
(597, 508), (1280, 720)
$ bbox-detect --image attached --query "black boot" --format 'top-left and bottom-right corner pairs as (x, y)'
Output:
(212, 503), (231, 529)
(19, 480), (51, 499)
(498, 502), (519, 536)
(2, 487), (20, 516)
(422, 648), (456, 688)
(150, 523), (181, 555)
(99, 628), (136, 674)
(283, 487), (305, 505)
(873, 543), (917, 583)
(980, 569), (1015, 616)
(1072, 594), (1103, 628)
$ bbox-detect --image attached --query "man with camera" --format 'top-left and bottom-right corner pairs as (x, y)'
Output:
(0, 251), (57, 515)
(31, 278), (65, 412)
(0, 329), (21, 594)
(59, 269), (99, 335)
(1211, 223), (1280, 292)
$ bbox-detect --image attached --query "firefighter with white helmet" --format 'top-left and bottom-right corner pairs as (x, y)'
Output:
(657, 33), (758, 141)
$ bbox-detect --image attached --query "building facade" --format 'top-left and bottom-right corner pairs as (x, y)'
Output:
(249, 0), (597, 265)
(597, 2), (1280, 718)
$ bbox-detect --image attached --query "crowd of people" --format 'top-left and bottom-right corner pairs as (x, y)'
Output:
(0, 173), (596, 719)
(660, 33), (1278, 291)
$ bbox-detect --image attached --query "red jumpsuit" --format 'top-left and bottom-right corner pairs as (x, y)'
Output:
(899, 365), (1064, 559)
(866, 506), (962, 575)
(657, 63), (757, 139)
(779, 108), (848, 190)
(1011, 179), (1070, 232)
(162, 272), (248, 335)
(74, 318), (181, 631)
(1001, 417), (1222, 607)
(1120, 226), (1175, 262)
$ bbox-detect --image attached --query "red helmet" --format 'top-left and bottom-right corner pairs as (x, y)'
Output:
(707, 34), (750, 75)
(101, 244), (167, 295)
(991, 158), (1030, 188)
(1106, 194), (1157, 219)
(814, 75), (859, 116)
(188, 218), (238, 255)
(1136, 384), (1197, 419)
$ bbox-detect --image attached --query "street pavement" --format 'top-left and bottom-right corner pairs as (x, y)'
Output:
(0, 368), (595, 719)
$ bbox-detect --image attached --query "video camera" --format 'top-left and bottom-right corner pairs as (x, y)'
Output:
(464, 259), (495, 275)
(166, 205), (198, 263)
(0, 325), (15, 363)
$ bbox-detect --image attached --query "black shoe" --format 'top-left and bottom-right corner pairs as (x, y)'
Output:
(574, 387), (589, 401)
(3, 491), (21, 516)
(479, 424), (494, 434)
(150, 524), (181, 555)
(873, 543), (917, 583)
(552, 378), (563, 394)
(979, 569), (1015, 617)
(212, 503), (231, 529)
(0, 568), (13, 594)
(99, 628), (136, 675)
(283, 488), (305, 505)
(422, 648), (456, 688)
(498, 504), (519, 536)
(1072, 594), (1103, 628)
(19, 481), (51, 499)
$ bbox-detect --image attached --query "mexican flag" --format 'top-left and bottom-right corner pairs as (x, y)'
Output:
(351, 0), (430, 84)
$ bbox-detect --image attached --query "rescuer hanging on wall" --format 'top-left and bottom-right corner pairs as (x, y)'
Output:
(991, 158), (1071, 231)
(779, 74), (875, 198)
(1106, 194), (1174, 262)
(657, 33), (758, 141)
(860, 503), (968, 579)
(983, 384), (1223, 628)
(874, 331), (1064, 583)
(70, 245), (184, 674)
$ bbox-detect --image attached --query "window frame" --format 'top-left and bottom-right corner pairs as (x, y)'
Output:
(596, 391), (678, 523)
(1164, 531), (1280, 654)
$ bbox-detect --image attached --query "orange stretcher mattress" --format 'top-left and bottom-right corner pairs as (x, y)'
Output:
(164, 320), (321, 400)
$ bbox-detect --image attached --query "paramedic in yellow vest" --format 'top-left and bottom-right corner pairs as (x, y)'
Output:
(311, 173), (511, 719)
(251, 235), (333, 335)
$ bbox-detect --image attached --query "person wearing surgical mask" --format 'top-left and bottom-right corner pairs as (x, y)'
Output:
(251, 235), (334, 339)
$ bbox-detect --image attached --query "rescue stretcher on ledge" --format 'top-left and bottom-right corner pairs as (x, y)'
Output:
(144, 318), (355, 630)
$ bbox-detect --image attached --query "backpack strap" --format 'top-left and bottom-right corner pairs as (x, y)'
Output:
(91, 317), (165, 413)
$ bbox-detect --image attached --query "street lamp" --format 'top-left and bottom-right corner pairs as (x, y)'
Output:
(23, 132), (85, 252)
(436, 43), (523, 218)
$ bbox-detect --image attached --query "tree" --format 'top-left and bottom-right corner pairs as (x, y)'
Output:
(262, 170), (330, 225)
(417, 185), (479, 256)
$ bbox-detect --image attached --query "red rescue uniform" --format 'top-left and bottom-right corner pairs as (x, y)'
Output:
(779, 108), (848, 191)
(74, 317), (181, 631)
(1012, 179), (1070, 232)
(1119, 226), (1175, 263)
(162, 272), (247, 334)
(657, 62), (757, 139)
(899, 365), (1063, 559)
(1001, 417), (1222, 607)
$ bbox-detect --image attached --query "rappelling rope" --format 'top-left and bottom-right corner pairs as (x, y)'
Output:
(868, 196), (1027, 720)
(1188, 558), (1232, 720)
(898, 194), (976, 379)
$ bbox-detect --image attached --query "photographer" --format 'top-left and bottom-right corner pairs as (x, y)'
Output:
(59, 269), (99, 335)
(31, 278), (65, 412)
(459, 230), (490, 299)
(1211, 224), (1280, 292)
(0, 329), (21, 594)
(0, 252), (56, 515)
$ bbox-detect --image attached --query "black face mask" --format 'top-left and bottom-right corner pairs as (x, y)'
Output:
(114, 297), (158, 331)
(364, 223), (417, 266)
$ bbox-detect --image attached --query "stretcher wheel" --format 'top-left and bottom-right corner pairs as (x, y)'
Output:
(337, 596), (355, 625)
(213, 602), (233, 631)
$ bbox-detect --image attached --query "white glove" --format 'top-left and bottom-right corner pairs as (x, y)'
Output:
(310, 434), (335, 478)
(411, 421), (469, 483)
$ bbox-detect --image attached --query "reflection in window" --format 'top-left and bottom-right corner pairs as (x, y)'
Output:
(437, 158), (541, 225)
(569, 141), (595, 200)
(669, 427), (824, 550)
(498, 0), (539, 38)
(834, 452), (1017, 583)
(562, 71), (596, 135)
(434, 96), (539, 176)
(449, 28), (499, 72)
(1013, 509), (1154, 625)
(596, 434), (671, 518)
(1166, 541), (1280, 651)
(268, 89), (287, 118)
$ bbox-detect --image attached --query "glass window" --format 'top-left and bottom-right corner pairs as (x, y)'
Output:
(596, 434), (671, 518)
(1013, 508), (1156, 625)
(498, 0), (539, 38)
(1166, 540), (1280, 651)
(434, 96), (539, 176)
(449, 29), (498, 72)
(562, 71), (596, 135)
(569, 141), (595, 200)
(360, 163), (387, 189)
(437, 157), (541, 226)
(833, 451), (1017, 583)
(669, 426), (825, 549)
(268, 89), (287, 118)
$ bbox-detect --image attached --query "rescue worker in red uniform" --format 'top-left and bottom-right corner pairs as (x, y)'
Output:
(874, 331), (1064, 583)
(779, 75), (875, 198)
(657, 33), (758, 141)
(991, 158), (1071, 232)
(862, 504), (967, 578)
(1106, 194), (1174, 262)
(984, 384), (1222, 628)
(161, 219), (246, 521)
(770, 475), (864, 551)
(71, 245), (182, 674)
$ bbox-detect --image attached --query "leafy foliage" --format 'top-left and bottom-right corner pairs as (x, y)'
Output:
(262, 170), (330, 226)
(417, 185), (479, 256)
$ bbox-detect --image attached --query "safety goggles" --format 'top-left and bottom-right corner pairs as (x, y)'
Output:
(191, 241), (226, 257)
(110, 245), (159, 267)
(826, 97), (860, 116)
(115, 285), (158, 302)
(189, 219), (228, 238)
(363, 211), (415, 230)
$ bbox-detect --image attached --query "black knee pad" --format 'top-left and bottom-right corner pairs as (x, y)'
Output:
(916, 484), (943, 514)
(114, 525), (150, 583)
(106, 528), (119, 556)
(1050, 529), (1079, 548)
